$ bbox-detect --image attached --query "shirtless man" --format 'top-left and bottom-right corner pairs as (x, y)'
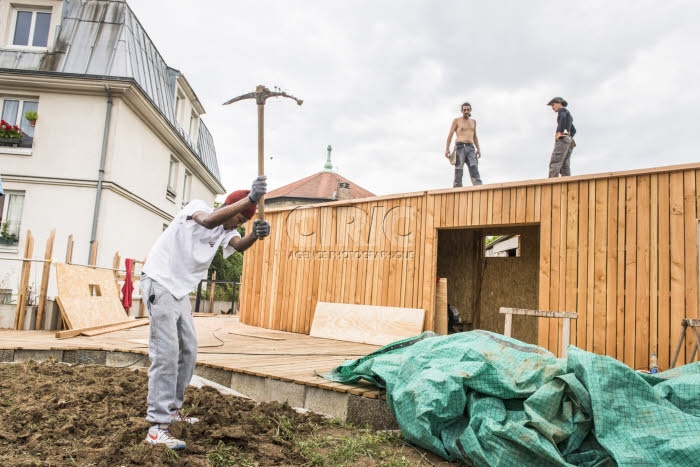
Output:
(445, 102), (482, 187)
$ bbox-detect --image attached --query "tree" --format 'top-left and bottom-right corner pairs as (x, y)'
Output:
(204, 224), (246, 301)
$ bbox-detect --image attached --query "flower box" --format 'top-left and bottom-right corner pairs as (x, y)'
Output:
(0, 137), (22, 147)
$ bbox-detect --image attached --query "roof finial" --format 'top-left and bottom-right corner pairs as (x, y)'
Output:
(323, 145), (334, 172)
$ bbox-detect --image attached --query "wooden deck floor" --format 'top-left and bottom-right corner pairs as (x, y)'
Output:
(0, 316), (383, 399)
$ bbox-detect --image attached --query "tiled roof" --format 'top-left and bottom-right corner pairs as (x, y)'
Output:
(0, 0), (220, 182)
(266, 172), (375, 201)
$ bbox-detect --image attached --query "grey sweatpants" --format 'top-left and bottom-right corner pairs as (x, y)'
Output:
(454, 142), (482, 187)
(141, 276), (198, 424)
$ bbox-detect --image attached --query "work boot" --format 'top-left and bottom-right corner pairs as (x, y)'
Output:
(145, 424), (186, 450)
(171, 410), (199, 424)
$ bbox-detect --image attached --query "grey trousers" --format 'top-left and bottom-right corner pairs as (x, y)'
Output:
(141, 276), (198, 424)
(454, 143), (482, 187)
(549, 136), (574, 177)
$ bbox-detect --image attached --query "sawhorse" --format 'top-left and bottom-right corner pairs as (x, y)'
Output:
(670, 319), (700, 367)
(500, 307), (578, 358)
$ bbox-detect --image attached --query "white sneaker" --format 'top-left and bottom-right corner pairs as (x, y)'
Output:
(145, 424), (186, 450)
(171, 411), (199, 424)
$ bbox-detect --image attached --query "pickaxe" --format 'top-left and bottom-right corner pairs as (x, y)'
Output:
(224, 85), (303, 221)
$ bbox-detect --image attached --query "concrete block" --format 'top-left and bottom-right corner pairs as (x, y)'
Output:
(0, 349), (14, 362)
(14, 349), (63, 363)
(0, 304), (15, 329)
(194, 366), (233, 387)
(105, 351), (150, 368)
(40, 301), (61, 330)
(303, 386), (349, 420)
(347, 395), (398, 430)
(62, 350), (107, 365)
(230, 372), (267, 401)
(263, 379), (306, 408)
(21, 306), (37, 330)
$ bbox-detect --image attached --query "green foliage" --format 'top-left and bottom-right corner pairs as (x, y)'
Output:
(207, 442), (255, 467)
(24, 110), (38, 121)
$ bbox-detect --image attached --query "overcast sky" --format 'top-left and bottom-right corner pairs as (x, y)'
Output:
(129, 0), (700, 197)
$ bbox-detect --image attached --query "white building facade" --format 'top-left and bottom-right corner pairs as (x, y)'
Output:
(0, 0), (225, 303)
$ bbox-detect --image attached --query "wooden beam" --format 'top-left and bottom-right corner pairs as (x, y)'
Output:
(55, 319), (148, 339)
(35, 229), (55, 330)
(499, 307), (578, 319)
(65, 234), (74, 264)
(14, 230), (34, 330)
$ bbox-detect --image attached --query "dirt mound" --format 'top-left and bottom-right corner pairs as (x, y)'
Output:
(0, 360), (459, 466)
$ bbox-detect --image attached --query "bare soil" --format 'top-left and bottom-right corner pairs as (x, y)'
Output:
(0, 360), (461, 466)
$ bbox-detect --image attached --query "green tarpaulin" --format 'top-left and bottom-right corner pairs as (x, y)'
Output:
(323, 331), (700, 466)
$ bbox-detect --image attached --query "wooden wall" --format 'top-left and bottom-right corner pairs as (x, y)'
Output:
(240, 163), (700, 368)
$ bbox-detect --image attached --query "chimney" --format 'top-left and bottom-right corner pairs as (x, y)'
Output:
(336, 181), (351, 201)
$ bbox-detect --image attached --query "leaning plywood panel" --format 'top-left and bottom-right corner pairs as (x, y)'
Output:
(309, 302), (425, 346)
(55, 263), (128, 330)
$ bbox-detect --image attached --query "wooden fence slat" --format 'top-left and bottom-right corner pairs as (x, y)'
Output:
(683, 171), (699, 362)
(577, 181), (590, 351)
(658, 173), (671, 369)
(669, 172), (685, 364)
(624, 177), (638, 368)
(538, 185), (553, 349)
(635, 176), (651, 367)
(593, 179), (608, 356)
(606, 179), (619, 357)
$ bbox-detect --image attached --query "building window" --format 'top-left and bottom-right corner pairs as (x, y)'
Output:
(174, 90), (187, 127)
(1, 98), (38, 149)
(11, 9), (51, 48)
(167, 157), (179, 199)
(189, 111), (199, 142)
(0, 191), (25, 245)
(182, 171), (192, 206)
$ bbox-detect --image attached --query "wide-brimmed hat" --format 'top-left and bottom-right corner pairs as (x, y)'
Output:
(547, 97), (568, 107)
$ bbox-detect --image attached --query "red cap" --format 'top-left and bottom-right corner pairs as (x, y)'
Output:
(225, 190), (257, 219)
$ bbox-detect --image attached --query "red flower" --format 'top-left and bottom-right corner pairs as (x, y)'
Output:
(0, 120), (6, 125)
(13, 125), (19, 130)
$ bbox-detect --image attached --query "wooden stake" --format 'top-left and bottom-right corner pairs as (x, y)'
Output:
(14, 230), (34, 330)
(65, 234), (74, 264)
(89, 241), (98, 266)
(209, 271), (216, 313)
(35, 229), (55, 330)
(112, 251), (121, 296)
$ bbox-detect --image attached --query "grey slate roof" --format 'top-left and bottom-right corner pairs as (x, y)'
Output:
(0, 0), (221, 183)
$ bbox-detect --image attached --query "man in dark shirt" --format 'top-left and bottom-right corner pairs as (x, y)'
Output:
(547, 97), (576, 177)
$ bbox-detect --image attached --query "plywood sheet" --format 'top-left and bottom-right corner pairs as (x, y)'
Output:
(55, 263), (127, 330)
(309, 302), (425, 346)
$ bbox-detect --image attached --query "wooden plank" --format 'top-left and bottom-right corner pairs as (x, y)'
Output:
(35, 229), (56, 330)
(516, 187), (527, 223)
(669, 172), (685, 364)
(486, 190), (494, 224)
(616, 178), (626, 359)
(14, 230), (34, 330)
(526, 186), (536, 223)
(565, 184), (579, 346)
(457, 193), (468, 226)
(88, 241), (98, 266)
(606, 179), (619, 357)
(549, 184), (561, 354)
(55, 319), (147, 339)
(577, 181), (589, 351)
(65, 234), (74, 264)
(658, 173), (671, 369)
(492, 188), (503, 225)
(538, 185), (552, 349)
(534, 185), (542, 222)
(683, 171), (698, 362)
(555, 183), (568, 353)
(471, 191), (481, 225)
(586, 182), (596, 352)
(593, 179), (608, 356)
(309, 302), (425, 346)
(500, 307), (577, 319)
(479, 190), (488, 225)
(435, 278), (448, 335)
(624, 177), (637, 368)
(635, 175), (651, 367)
(422, 195), (437, 330)
(649, 175), (659, 365)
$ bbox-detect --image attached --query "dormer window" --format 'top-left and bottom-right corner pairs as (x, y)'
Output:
(11, 8), (52, 48)
(189, 111), (199, 141)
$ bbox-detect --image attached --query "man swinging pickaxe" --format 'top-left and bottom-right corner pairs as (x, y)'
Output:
(224, 85), (303, 222)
